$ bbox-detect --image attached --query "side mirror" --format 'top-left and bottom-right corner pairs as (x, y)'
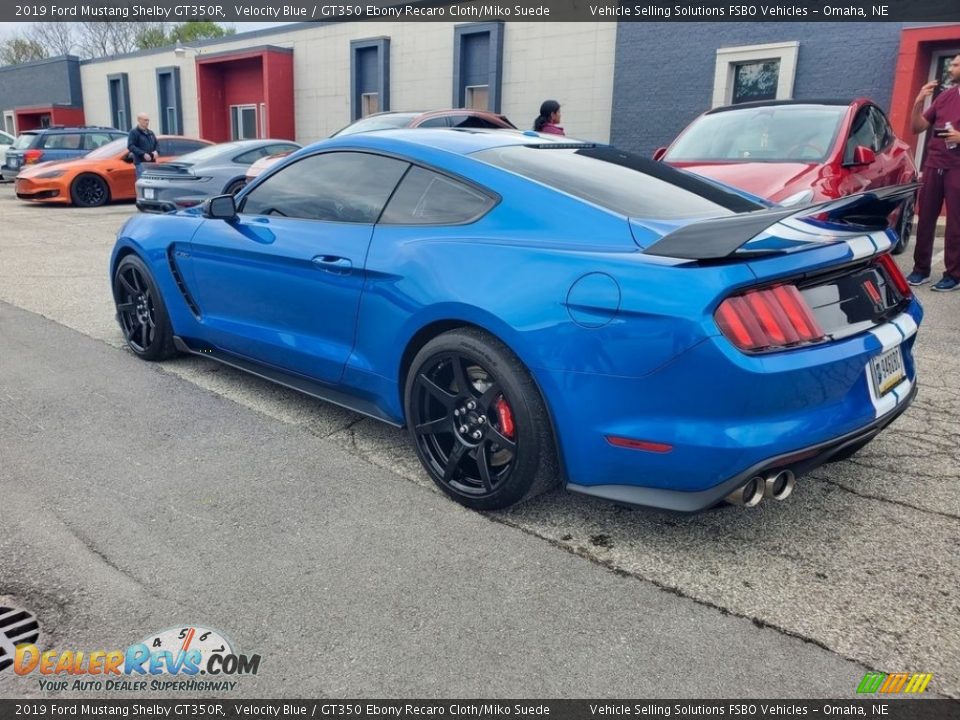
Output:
(849, 145), (876, 167)
(203, 194), (237, 220)
(652, 147), (668, 161)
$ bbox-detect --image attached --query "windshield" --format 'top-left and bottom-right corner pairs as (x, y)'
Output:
(474, 145), (762, 220)
(333, 113), (420, 137)
(665, 105), (846, 163)
(85, 138), (128, 159)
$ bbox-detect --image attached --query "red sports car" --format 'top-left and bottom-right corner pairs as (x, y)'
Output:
(657, 99), (918, 252)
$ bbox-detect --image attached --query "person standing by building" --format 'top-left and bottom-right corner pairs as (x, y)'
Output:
(127, 113), (158, 178)
(907, 54), (960, 291)
(534, 100), (565, 136)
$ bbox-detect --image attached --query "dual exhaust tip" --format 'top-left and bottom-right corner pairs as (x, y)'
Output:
(725, 470), (795, 507)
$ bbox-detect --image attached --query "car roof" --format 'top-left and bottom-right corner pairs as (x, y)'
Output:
(705, 99), (858, 115)
(322, 127), (591, 156)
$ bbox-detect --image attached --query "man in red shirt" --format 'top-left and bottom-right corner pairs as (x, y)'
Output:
(908, 54), (960, 291)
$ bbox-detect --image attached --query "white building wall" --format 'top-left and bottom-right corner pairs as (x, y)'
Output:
(79, 21), (615, 144)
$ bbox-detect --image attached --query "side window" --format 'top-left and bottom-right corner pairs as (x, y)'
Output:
(166, 139), (206, 155)
(233, 147), (270, 165)
(41, 133), (82, 150)
(416, 117), (449, 128)
(85, 133), (116, 150)
(845, 109), (878, 162)
(380, 166), (495, 225)
(240, 151), (409, 223)
(871, 107), (894, 150)
(449, 114), (501, 129)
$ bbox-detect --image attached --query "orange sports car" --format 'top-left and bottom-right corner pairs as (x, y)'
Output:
(15, 135), (212, 207)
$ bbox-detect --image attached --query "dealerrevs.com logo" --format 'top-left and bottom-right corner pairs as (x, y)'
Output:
(856, 672), (933, 694)
(12, 626), (260, 693)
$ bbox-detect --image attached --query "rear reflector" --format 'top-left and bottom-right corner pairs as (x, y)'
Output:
(716, 284), (825, 352)
(606, 436), (673, 453)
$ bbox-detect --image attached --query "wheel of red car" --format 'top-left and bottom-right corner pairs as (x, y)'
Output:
(112, 254), (177, 361)
(71, 173), (109, 207)
(404, 328), (558, 511)
(892, 196), (915, 255)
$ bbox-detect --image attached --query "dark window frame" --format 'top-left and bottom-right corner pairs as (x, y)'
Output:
(107, 73), (131, 131)
(452, 22), (503, 113)
(350, 37), (391, 122)
(155, 66), (183, 135)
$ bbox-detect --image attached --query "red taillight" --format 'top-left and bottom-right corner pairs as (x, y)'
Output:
(876, 253), (912, 299)
(716, 284), (825, 352)
(23, 149), (44, 164)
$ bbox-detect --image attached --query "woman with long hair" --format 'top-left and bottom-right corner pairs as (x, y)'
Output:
(533, 100), (565, 135)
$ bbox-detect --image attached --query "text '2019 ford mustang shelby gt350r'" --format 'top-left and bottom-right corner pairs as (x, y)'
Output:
(110, 129), (922, 512)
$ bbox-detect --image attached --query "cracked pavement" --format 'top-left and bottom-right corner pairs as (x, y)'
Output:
(0, 188), (957, 697)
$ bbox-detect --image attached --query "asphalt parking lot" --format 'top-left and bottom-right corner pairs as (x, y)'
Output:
(0, 187), (958, 698)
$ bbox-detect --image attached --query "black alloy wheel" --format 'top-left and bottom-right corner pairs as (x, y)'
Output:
(892, 197), (915, 255)
(113, 254), (177, 361)
(71, 174), (109, 207)
(405, 328), (557, 511)
(225, 178), (246, 195)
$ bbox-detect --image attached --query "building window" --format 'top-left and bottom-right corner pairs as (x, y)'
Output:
(465, 85), (489, 111)
(712, 42), (798, 108)
(230, 105), (258, 140)
(3, 111), (14, 135)
(107, 73), (131, 130)
(156, 67), (183, 135)
(453, 22), (503, 112)
(351, 38), (390, 121)
(731, 60), (780, 104)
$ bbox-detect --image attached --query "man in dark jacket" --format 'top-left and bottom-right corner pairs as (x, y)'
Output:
(127, 113), (158, 178)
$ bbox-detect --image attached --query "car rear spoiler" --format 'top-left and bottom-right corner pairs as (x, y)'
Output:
(643, 183), (919, 260)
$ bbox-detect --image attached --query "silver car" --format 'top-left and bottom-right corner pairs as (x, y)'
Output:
(135, 139), (300, 213)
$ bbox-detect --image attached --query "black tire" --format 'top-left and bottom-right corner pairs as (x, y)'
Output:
(224, 178), (246, 196)
(892, 197), (914, 255)
(71, 173), (110, 207)
(112, 254), (177, 361)
(404, 328), (558, 511)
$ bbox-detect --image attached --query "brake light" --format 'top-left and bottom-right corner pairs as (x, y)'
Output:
(716, 284), (825, 352)
(23, 149), (44, 164)
(875, 253), (912, 299)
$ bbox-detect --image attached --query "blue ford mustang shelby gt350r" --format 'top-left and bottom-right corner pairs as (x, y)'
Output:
(110, 129), (922, 512)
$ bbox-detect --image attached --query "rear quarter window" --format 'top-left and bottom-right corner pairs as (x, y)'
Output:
(380, 166), (495, 225)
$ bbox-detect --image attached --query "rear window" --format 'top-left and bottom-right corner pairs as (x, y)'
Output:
(333, 113), (419, 137)
(473, 145), (762, 220)
(13, 133), (39, 150)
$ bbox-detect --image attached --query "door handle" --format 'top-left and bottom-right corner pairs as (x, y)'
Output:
(312, 255), (353, 274)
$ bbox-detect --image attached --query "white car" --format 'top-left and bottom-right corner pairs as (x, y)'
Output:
(0, 130), (14, 179)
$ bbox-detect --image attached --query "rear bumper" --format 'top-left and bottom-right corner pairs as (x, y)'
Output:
(535, 301), (922, 510)
(566, 381), (917, 512)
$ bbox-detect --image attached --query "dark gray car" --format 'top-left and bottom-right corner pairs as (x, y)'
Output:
(135, 139), (300, 213)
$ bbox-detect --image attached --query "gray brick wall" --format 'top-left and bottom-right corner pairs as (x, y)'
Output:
(611, 23), (905, 156)
(0, 56), (83, 112)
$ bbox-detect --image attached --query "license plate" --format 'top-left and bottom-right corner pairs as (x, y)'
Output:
(143, 188), (155, 200)
(10, 157), (20, 168)
(871, 345), (905, 396)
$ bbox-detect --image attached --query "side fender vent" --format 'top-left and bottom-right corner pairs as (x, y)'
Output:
(167, 246), (201, 319)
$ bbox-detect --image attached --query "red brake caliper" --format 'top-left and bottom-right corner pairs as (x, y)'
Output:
(495, 396), (515, 439)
